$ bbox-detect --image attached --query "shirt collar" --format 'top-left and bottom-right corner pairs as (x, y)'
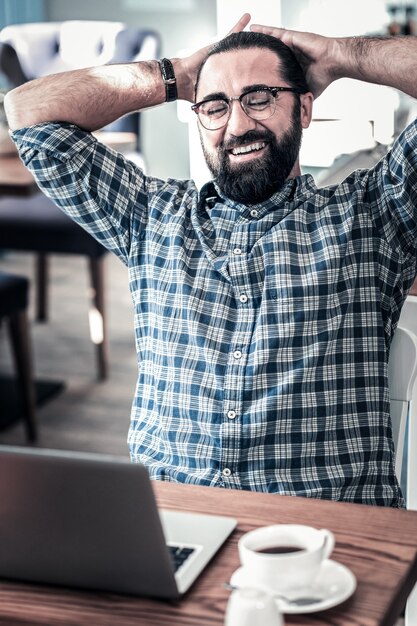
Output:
(198, 174), (318, 214)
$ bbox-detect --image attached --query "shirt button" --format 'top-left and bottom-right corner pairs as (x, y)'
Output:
(222, 468), (232, 477)
(239, 294), (248, 303)
(233, 350), (242, 359)
(233, 247), (242, 255)
(250, 209), (258, 218)
(227, 410), (237, 420)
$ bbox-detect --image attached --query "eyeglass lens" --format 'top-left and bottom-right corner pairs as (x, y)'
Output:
(198, 90), (276, 130)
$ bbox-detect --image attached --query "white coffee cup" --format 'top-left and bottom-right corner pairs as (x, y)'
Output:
(224, 587), (283, 626)
(238, 524), (335, 592)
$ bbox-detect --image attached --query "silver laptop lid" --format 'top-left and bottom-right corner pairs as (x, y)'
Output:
(0, 446), (236, 599)
(0, 447), (179, 598)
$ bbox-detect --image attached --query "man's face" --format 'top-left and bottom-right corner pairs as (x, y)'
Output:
(195, 48), (312, 204)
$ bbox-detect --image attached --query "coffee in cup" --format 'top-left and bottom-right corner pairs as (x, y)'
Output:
(238, 524), (335, 592)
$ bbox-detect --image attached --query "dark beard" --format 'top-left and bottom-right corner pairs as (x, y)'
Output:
(201, 106), (302, 205)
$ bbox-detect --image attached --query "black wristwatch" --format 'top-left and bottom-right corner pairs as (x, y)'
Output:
(158, 58), (178, 102)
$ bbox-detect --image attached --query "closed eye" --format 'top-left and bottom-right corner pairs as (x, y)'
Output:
(244, 92), (272, 110)
(201, 100), (229, 117)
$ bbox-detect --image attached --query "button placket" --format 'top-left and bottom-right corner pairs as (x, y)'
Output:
(222, 230), (251, 489)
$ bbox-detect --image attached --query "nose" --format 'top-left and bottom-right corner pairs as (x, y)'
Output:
(226, 99), (258, 136)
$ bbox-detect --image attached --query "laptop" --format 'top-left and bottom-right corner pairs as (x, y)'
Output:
(0, 446), (236, 599)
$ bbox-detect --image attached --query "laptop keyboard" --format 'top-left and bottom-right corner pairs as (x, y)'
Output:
(168, 545), (195, 572)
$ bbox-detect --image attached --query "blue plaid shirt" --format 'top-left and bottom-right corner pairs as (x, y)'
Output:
(12, 120), (417, 506)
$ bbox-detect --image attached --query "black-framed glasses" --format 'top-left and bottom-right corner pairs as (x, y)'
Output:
(191, 86), (303, 131)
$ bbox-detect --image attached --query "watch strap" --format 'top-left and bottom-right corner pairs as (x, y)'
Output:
(158, 58), (177, 102)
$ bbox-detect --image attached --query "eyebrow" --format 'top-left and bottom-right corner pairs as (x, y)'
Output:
(199, 91), (228, 102)
(198, 84), (272, 103)
(242, 83), (271, 94)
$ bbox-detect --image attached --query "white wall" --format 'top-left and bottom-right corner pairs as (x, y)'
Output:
(282, 0), (401, 168)
(281, 0), (390, 34)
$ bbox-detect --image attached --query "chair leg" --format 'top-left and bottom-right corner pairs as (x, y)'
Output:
(7, 310), (37, 442)
(88, 257), (108, 381)
(36, 253), (48, 322)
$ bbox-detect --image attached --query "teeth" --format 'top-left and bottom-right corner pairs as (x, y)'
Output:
(231, 142), (266, 155)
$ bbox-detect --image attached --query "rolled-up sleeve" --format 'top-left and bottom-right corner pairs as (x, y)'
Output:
(11, 123), (154, 265)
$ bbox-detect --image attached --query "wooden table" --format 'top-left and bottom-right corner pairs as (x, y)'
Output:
(0, 481), (416, 626)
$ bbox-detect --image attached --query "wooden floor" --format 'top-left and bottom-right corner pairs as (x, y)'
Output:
(0, 251), (137, 457)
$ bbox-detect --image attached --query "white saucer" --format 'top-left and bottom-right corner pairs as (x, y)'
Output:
(229, 559), (356, 614)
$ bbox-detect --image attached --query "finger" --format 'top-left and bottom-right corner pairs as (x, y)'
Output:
(250, 24), (286, 38)
(227, 13), (251, 35)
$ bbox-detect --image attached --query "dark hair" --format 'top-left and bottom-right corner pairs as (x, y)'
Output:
(195, 31), (309, 98)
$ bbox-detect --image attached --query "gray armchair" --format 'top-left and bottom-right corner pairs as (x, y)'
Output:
(0, 21), (161, 161)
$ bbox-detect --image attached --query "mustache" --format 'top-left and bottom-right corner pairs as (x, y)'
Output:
(222, 129), (275, 152)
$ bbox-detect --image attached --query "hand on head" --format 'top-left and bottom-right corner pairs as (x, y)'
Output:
(249, 24), (336, 98)
(235, 17), (338, 100)
(181, 13), (333, 102)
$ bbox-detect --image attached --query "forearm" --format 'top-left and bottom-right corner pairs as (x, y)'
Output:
(4, 58), (190, 131)
(335, 35), (417, 99)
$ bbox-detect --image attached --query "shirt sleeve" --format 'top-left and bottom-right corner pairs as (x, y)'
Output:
(366, 117), (417, 268)
(10, 122), (160, 266)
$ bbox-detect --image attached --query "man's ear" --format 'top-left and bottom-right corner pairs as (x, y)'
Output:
(300, 92), (314, 129)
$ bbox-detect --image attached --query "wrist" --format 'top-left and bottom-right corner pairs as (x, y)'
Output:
(171, 57), (195, 102)
(332, 37), (360, 81)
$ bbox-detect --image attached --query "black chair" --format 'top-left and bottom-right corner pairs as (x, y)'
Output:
(0, 194), (109, 380)
(0, 270), (36, 440)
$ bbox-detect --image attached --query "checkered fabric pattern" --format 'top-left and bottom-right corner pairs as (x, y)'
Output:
(12, 120), (417, 506)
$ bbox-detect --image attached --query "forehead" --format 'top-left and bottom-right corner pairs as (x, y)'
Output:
(197, 47), (284, 100)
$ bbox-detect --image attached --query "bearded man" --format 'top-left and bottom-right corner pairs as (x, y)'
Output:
(5, 14), (417, 507)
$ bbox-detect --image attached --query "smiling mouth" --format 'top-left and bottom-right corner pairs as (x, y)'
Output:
(229, 141), (267, 156)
